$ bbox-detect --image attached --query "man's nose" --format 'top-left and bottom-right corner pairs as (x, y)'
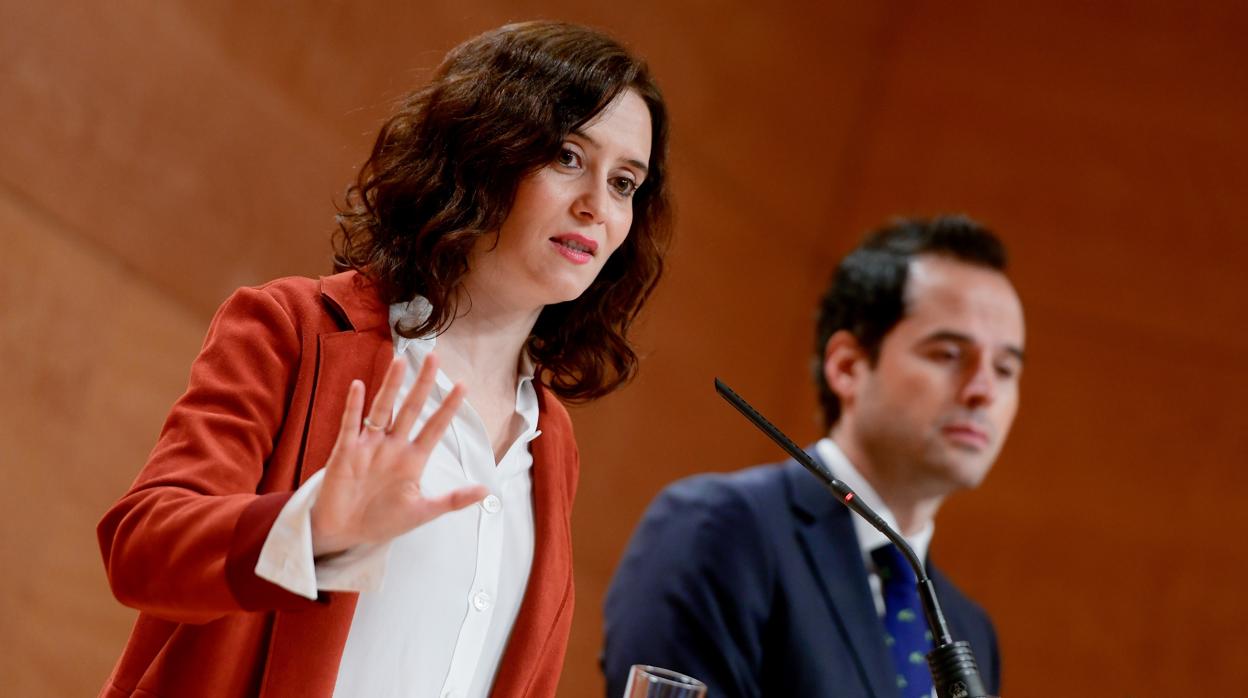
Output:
(959, 357), (997, 408)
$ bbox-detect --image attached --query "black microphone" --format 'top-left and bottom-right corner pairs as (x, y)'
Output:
(714, 378), (991, 698)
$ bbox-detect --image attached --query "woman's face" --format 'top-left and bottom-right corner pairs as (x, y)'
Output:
(468, 88), (653, 311)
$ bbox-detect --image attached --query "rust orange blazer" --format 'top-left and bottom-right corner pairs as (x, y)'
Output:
(97, 271), (579, 697)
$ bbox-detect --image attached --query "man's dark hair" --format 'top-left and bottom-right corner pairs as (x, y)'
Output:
(814, 215), (1008, 428)
(333, 21), (672, 402)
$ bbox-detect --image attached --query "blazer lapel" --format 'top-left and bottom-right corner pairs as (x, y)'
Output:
(260, 271), (393, 696)
(297, 272), (394, 485)
(787, 458), (899, 698)
(298, 331), (392, 485)
(489, 384), (575, 697)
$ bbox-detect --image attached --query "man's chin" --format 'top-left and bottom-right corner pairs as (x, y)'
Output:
(929, 451), (994, 491)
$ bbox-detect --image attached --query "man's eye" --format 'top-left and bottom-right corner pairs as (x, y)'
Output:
(611, 176), (639, 197)
(995, 363), (1018, 379)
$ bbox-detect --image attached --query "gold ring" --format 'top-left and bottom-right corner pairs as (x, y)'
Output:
(363, 417), (385, 432)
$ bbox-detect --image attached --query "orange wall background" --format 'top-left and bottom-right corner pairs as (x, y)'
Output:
(2, 2), (1246, 695)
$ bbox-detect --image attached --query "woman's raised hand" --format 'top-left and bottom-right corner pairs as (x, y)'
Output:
(310, 354), (488, 557)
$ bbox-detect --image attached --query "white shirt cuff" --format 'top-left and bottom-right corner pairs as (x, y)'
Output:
(254, 468), (392, 600)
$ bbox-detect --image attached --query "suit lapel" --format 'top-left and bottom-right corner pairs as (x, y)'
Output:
(787, 458), (899, 698)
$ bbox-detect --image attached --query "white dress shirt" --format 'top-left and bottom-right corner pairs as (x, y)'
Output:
(815, 438), (938, 698)
(813, 438), (934, 617)
(256, 298), (540, 698)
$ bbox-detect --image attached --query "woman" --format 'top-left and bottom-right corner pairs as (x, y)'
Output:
(97, 21), (670, 698)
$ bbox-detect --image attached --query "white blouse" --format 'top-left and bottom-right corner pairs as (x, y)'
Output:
(256, 299), (541, 698)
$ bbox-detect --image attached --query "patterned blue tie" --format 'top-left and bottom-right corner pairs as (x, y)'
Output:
(872, 543), (934, 698)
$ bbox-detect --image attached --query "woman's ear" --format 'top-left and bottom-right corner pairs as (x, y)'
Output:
(822, 330), (868, 408)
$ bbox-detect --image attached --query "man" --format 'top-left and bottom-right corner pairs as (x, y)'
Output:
(602, 216), (1024, 698)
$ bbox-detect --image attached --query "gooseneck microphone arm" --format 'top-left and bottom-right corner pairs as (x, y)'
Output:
(714, 378), (991, 698)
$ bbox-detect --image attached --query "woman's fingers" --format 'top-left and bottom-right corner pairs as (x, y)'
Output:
(364, 357), (407, 432)
(411, 384), (465, 457)
(414, 484), (489, 523)
(390, 354), (441, 438)
(327, 379), (365, 468)
(319, 357), (475, 550)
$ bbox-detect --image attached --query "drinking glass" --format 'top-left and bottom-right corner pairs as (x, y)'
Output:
(622, 665), (708, 697)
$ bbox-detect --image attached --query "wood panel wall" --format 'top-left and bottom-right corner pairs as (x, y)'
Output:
(2, 1), (1244, 695)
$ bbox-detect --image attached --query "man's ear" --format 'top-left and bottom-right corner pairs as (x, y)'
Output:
(822, 330), (869, 407)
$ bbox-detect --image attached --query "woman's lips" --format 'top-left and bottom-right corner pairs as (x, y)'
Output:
(550, 234), (597, 265)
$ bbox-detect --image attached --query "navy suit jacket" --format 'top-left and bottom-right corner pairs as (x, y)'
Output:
(602, 456), (1000, 698)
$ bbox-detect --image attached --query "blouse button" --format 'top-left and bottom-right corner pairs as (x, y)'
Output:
(472, 590), (492, 611)
(481, 494), (502, 514)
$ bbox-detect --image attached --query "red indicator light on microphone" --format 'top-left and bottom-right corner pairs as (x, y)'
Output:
(844, 492), (854, 502)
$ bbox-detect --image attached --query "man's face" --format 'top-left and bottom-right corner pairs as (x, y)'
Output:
(842, 255), (1025, 499)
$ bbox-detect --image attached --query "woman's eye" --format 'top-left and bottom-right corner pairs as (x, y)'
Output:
(556, 148), (580, 168)
(611, 176), (639, 198)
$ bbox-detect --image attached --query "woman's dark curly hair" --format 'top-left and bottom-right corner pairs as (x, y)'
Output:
(333, 21), (672, 402)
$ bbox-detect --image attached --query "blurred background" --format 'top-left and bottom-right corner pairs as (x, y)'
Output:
(2, 1), (1246, 695)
